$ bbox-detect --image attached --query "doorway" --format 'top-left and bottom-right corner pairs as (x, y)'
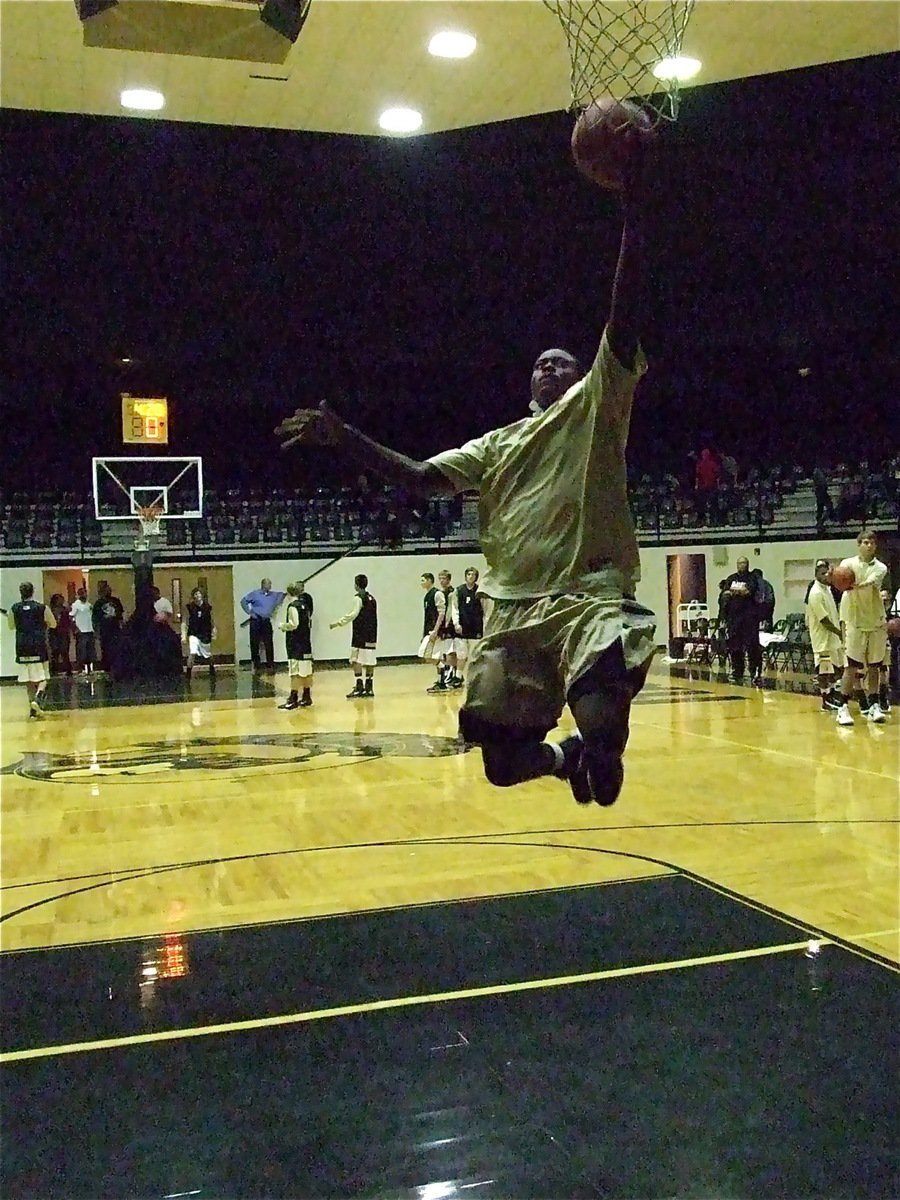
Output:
(44, 564), (235, 662)
(666, 554), (708, 645)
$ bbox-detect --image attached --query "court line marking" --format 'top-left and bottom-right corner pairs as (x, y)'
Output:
(636, 718), (898, 782)
(3, 818), (895, 892)
(0, 939), (823, 1063)
(2, 839), (896, 971)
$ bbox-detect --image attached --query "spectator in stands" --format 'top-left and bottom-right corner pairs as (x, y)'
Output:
(812, 464), (835, 530)
(722, 557), (763, 685)
(240, 577), (285, 672)
(48, 593), (73, 676)
(70, 586), (96, 674)
(719, 451), (738, 485)
(694, 448), (721, 524)
(92, 580), (124, 673)
(8, 582), (56, 718)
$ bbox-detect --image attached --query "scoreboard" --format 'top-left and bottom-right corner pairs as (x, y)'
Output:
(122, 394), (169, 445)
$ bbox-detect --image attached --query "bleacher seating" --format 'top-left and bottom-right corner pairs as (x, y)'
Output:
(1, 455), (897, 563)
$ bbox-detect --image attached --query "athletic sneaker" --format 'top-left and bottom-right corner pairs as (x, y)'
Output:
(448, 677), (465, 689)
(867, 703), (886, 724)
(835, 704), (854, 727)
(821, 694), (841, 712)
(278, 698), (299, 710)
(427, 681), (448, 694)
(29, 700), (45, 720)
(556, 734), (623, 807)
(556, 735), (591, 804)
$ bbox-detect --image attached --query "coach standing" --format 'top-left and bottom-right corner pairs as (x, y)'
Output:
(240, 577), (285, 671)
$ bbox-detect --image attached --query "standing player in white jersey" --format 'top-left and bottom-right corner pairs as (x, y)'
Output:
(835, 529), (889, 725)
(278, 143), (656, 808)
(805, 560), (844, 713)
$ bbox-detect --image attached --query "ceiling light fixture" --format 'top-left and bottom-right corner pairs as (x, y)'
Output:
(652, 56), (701, 83)
(378, 107), (423, 135)
(121, 88), (165, 111)
(428, 31), (476, 59)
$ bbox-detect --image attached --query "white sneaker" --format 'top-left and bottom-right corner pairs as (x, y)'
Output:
(867, 703), (886, 724)
(836, 703), (854, 727)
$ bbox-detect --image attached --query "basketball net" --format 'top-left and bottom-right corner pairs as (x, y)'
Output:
(135, 504), (163, 549)
(544, 0), (696, 126)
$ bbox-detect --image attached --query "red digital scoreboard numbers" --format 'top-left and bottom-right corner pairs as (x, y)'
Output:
(122, 394), (169, 445)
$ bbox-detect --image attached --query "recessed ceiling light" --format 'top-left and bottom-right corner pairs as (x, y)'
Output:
(121, 88), (165, 112)
(652, 56), (701, 83)
(428, 31), (476, 59)
(378, 107), (423, 135)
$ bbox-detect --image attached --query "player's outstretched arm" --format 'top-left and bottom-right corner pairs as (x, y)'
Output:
(275, 401), (455, 498)
(607, 136), (650, 370)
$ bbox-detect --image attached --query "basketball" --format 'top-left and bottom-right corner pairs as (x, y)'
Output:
(571, 98), (654, 191)
(830, 564), (856, 592)
(887, 617), (900, 640)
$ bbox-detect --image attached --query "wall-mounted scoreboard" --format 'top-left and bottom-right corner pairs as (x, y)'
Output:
(122, 394), (169, 445)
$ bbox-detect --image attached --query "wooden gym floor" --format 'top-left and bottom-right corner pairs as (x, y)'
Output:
(1, 660), (897, 1197)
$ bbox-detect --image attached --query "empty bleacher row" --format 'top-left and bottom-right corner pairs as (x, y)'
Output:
(2, 464), (897, 562)
(0, 486), (472, 559)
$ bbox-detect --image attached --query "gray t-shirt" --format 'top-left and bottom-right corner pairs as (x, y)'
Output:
(428, 329), (646, 600)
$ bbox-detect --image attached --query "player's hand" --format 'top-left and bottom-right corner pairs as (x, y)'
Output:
(276, 400), (344, 450)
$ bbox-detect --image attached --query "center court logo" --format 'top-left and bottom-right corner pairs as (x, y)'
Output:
(4, 732), (470, 782)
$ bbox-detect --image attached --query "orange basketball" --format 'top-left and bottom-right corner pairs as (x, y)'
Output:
(887, 616), (900, 640)
(830, 564), (856, 592)
(571, 98), (654, 191)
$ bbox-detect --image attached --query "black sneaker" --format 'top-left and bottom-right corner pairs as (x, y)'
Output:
(347, 686), (364, 699)
(821, 694), (841, 711)
(427, 681), (448, 694)
(298, 696), (313, 707)
(278, 698), (299, 710)
(556, 735), (623, 807)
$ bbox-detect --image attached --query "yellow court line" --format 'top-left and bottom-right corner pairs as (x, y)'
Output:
(0, 939), (823, 1063)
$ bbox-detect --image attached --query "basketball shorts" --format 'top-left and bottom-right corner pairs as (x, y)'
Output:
(455, 637), (480, 663)
(349, 647), (377, 668)
(417, 634), (437, 660)
(845, 626), (887, 667)
(288, 657), (313, 678)
(188, 635), (212, 659)
(813, 649), (846, 673)
(434, 636), (463, 659)
(18, 659), (50, 684)
(460, 589), (656, 739)
(811, 632), (845, 672)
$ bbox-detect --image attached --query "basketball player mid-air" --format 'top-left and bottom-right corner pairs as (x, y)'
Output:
(277, 137), (656, 808)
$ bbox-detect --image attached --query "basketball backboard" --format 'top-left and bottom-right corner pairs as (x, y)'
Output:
(92, 456), (203, 521)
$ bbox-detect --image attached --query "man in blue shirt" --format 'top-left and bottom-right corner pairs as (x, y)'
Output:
(240, 577), (285, 671)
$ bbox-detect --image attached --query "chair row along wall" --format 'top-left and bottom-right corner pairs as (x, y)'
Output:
(4, 533), (896, 678)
